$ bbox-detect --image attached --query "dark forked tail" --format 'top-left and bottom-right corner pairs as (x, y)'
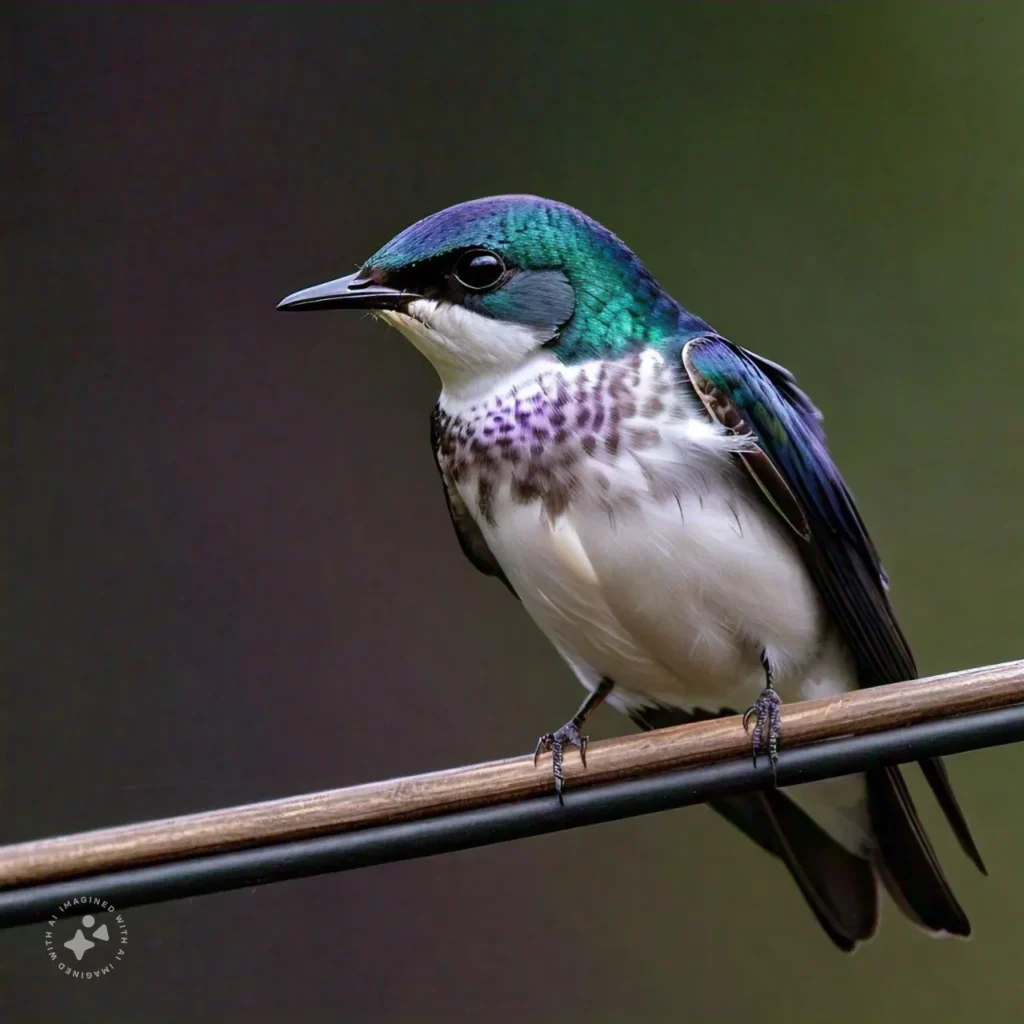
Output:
(630, 704), (979, 950)
(866, 766), (971, 937)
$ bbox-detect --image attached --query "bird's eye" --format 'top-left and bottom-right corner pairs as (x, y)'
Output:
(453, 249), (505, 291)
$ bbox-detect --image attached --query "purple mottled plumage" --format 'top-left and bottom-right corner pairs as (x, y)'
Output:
(433, 350), (686, 524)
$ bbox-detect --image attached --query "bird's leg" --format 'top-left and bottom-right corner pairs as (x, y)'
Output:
(743, 650), (783, 775)
(534, 677), (614, 804)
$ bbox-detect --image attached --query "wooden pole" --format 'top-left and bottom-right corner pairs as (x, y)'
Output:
(1, 658), (1022, 890)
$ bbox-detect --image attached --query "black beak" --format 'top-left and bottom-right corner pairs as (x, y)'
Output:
(276, 271), (418, 312)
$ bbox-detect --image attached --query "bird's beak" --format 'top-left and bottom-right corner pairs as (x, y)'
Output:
(276, 271), (418, 312)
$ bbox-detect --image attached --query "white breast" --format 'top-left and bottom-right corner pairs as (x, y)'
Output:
(439, 348), (869, 854)
(441, 349), (826, 704)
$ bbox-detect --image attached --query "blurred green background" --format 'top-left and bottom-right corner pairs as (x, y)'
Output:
(6, 2), (1024, 1020)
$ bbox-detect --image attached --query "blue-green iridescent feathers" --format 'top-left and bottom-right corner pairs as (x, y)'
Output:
(367, 195), (711, 362)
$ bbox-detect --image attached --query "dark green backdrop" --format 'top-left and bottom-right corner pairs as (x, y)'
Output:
(7, 3), (1024, 1021)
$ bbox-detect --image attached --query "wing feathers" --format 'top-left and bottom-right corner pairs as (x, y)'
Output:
(680, 336), (984, 919)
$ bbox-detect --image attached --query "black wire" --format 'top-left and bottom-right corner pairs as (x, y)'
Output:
(2, 704), (1021, 930)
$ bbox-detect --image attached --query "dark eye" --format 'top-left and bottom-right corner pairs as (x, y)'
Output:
(453, 249), (505, 291)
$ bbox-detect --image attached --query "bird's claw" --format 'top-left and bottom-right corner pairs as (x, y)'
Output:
(534, 720), (588, 804)
(743, 687), (782, 775)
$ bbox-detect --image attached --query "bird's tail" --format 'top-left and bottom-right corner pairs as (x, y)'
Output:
(719, 786), (880, 951)
(866, 766), (971, 938)
(630, 704), (879, 950)
(630, 703), (981, 949)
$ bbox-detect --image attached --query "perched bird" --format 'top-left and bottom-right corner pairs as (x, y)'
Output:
(278, 195), (985, 950)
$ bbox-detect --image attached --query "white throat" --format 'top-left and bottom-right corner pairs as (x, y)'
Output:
(378, 299), (560, 404)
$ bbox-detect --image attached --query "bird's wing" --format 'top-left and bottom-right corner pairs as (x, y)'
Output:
(430, 405), (517, 598)
(681, 336), (984, 875)
(682, 335), (911, 683)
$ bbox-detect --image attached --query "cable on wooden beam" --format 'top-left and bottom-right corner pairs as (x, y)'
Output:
(1, 659), (1021, 929)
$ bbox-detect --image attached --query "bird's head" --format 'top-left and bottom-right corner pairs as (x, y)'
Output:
(278, 195), (696, 400)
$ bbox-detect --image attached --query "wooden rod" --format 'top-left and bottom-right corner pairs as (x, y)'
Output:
(2, 658), (1022, 889)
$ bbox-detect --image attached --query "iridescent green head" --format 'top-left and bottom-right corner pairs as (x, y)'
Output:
(278, 195), (708, 398)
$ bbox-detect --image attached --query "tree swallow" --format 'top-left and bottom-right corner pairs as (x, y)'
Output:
(278, 195), (985, 949)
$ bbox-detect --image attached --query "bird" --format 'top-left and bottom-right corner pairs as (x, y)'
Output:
(278, 194), (985, 950)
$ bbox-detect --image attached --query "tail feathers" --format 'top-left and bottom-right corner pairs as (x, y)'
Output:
(760, 790), (879, 950)
(629, 704), (975, 946)
(920, 757), (987, 875)
(629, 704), (878, 951)
(866, 766), (971, 937)
(705, 791), (878, 951)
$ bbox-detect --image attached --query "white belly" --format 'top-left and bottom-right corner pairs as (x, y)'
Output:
(441, 349), (870, 852)
(474, 475), (870, 854)
(476, 463), (829, 711)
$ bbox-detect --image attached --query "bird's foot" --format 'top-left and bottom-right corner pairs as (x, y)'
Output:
(742, 687), (782, 774)
(534, 719), (589, 804)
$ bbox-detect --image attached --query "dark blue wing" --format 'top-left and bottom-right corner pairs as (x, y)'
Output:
(681, 336), (985, 875)
(682, 335), (911, 683)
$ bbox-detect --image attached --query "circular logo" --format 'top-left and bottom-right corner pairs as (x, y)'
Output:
(44, 896), (128, 980)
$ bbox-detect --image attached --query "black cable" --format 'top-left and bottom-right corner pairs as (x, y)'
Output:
(2, 704), (1021, 930)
